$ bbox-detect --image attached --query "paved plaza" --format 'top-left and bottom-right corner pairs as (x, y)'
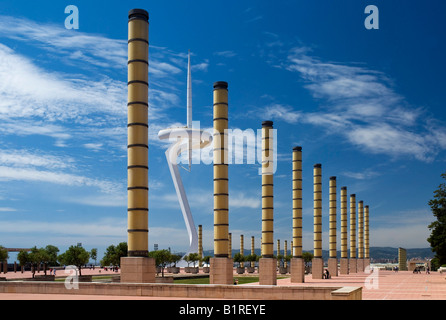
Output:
(0, 268), (444, 300)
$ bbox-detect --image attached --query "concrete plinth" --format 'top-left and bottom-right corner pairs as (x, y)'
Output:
(364, 258), (371, 270)
(210, 257), (233, 285)
(357, 258), (364, 272)
(349, 258), (357, 273)
(328, 258), (338, 277)
(340, 258), (349, 275)
(290, 258), (305, 283)
(312, 258), (324, 279)
(120, 257), (156, 283)
(259, 258), (277, 285)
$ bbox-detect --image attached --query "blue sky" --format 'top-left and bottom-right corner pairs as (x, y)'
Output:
(0, 0), (445, 261)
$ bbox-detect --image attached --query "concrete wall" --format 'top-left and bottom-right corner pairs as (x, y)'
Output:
(0, 281), (362, 300)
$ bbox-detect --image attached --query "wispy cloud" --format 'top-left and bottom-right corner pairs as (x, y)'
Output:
(262, 46), (446, 162)
(214, 50), (237, 58)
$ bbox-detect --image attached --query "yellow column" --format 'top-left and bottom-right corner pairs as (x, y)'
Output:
(313, 164), (322, 259)
(312, 163), (323, 279)
(228, 233), (232, 258)
(198, 225), (203, 266)
(261, 121), (274, 258)
(251, 236), (255, 267)
(329, 177), (337, 259)
(284, 240), (288, 268)
(277, 239), (280, 267)
(292, 146), (303, 258)
(340, 186), (349, 274)
(358, 200), (364, 271)
(213, 81), (229, 258)
(240, 234), (244, 256)
(259, 120), (276, 285)
(291, 147), (304, 283)
(349, 194), (357, 272)
(328, 176), (338, 276)
(210, 81), (232, 285)
(340, 187), (348, 259)
(364, 205), (370, 267)
(127, 8), (149, 257)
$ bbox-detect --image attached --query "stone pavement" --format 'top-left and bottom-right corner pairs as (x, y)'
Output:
(0, 268), (445, 300)
(270, 270), (446, 300)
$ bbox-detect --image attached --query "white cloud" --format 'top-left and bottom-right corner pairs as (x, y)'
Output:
(260, 46), (446, 162)
(264, 104), (301, 124)
(0, 149), (75, 169)
(0, 166), (122, 194)
(0, 43), (127, 123)
(230, 193), (261, 209)
(214, 51), (237, 58)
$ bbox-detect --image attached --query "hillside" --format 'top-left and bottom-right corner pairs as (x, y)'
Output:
(202, 247), (434, 262)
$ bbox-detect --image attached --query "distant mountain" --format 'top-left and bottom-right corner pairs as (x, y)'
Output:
(202, 247), (434, 261)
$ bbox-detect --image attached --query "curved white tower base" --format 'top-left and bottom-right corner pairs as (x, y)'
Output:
(158, 128), (212, 260)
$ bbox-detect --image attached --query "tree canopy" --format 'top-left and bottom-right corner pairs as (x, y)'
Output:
(58, 245), (90, 276)
(100, 242), (128, 267)
(427, 172), (446, 268)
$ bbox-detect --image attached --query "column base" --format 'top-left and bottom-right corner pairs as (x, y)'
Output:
(328, 258), (338, 277)
(290, 258), (305, 283)
(340, 258), (349, 275)
(312, 257), (324, 279)
(210, 257), (233, 285)
(120, 257), (156, 283)
(349, 258), (357, 273)
(259, 258), (277, 285)
(364, 258), (371, 270)
(357, 258), (364, 272)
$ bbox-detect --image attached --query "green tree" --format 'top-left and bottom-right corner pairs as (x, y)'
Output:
(302, 251), (314, 267)
(148, 249), (171, 277)
(0, 246), (9, 272)
(17, 250), (29, 272)
(202, 255), (211, 267)
(45, 245), (60, 266)
(90, 248), (98, 265)
(100, 242), (128, 267)
(170, 254), (182, 267)
(427, 172), (446, 269)
(233, 253), (246, 268)
(0, 246), (9, 262)
(28, 246), (51, 277)
(187, 253), (200, 267)
(58, 245), (90, 276)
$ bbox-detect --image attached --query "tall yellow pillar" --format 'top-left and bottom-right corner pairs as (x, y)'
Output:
(259, 120), (276, 285)
(291, 146), (304, 282)
(358, 200), (364, 271)
(127, 8), (149, 258)
(284, 240), (288, 268)
(240, 234), (244, 256)
(364, 205), (370, 268)
(340, 186), (349, 274)
(349, 194), (357, 273)
(228, 233), (232, 258)
(198, 225), (203, 267)
(312, 164), (323, 279)
(328, 176), (338, 276)
(210, 81), (232, 284)
(121, 9), (155, 283)
(251, 236), (255, 268)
